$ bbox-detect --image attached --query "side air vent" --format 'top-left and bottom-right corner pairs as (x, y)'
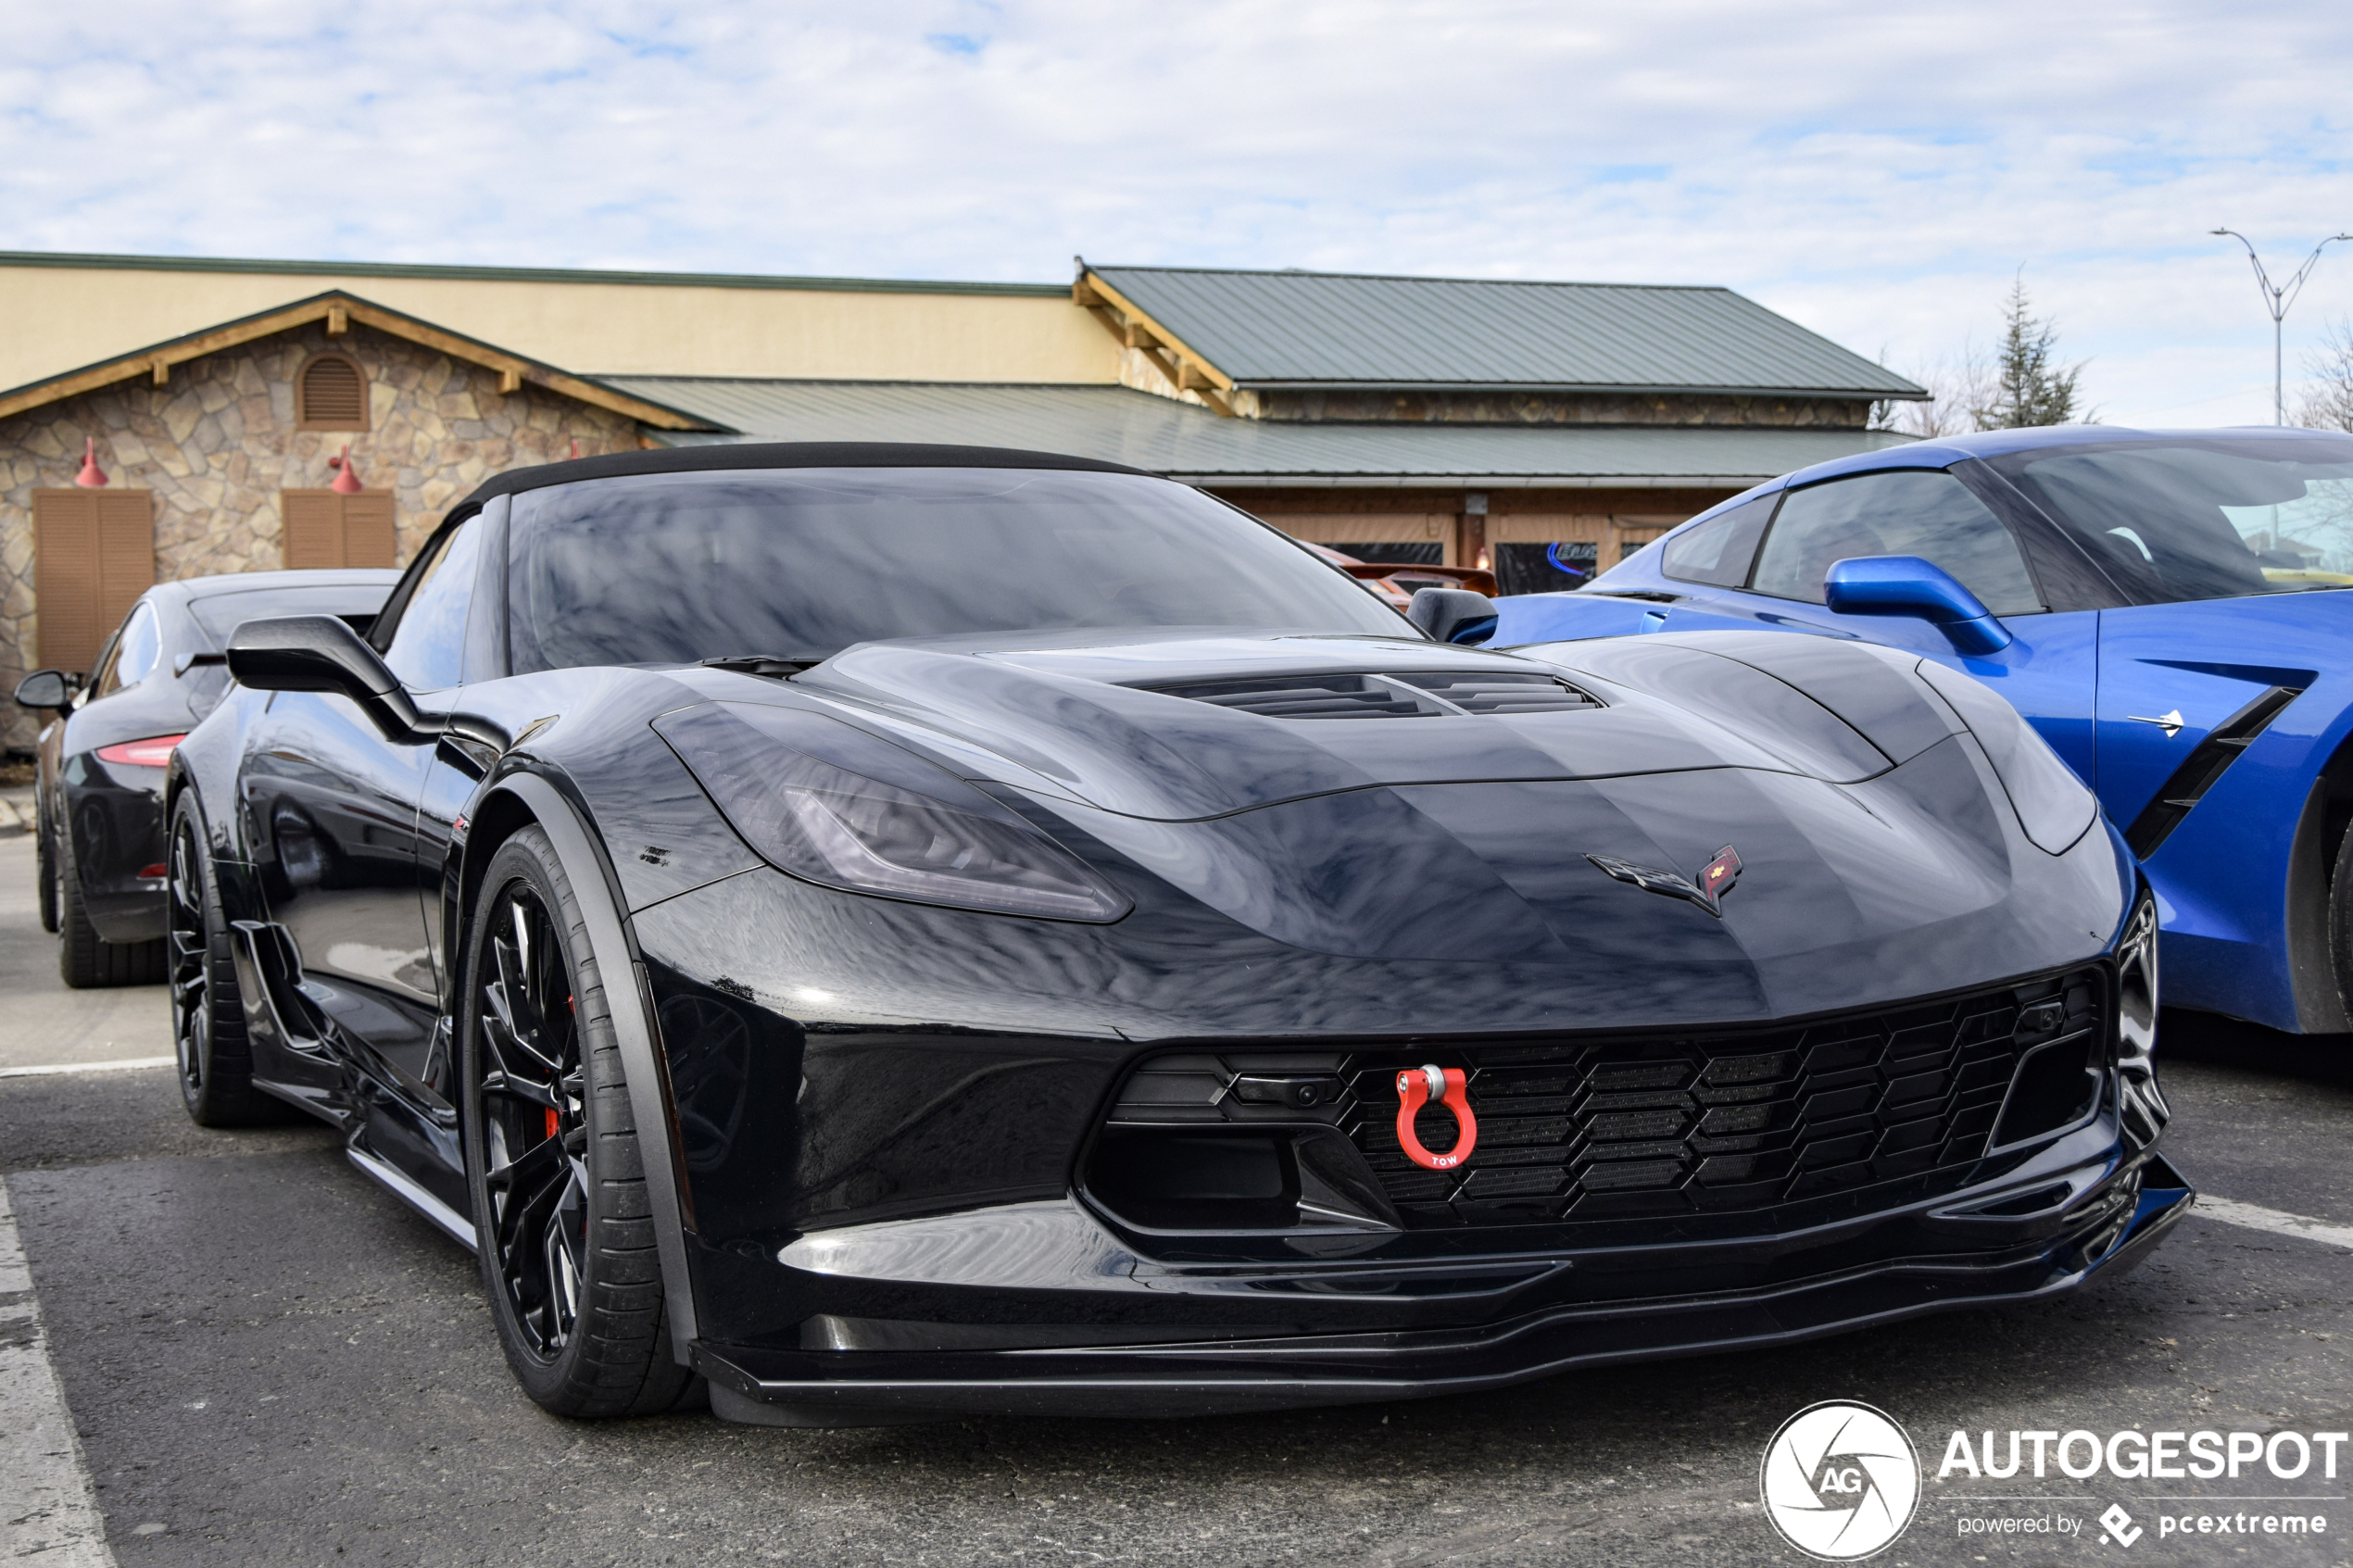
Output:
(2123, 684), (2304, 859)
(1148, 671), (1602, 720)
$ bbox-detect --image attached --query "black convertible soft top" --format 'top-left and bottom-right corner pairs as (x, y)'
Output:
(453, 442), (1155, 513)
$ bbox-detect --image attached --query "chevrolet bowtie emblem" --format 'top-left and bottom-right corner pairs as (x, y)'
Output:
(1588, 845), (1743, 917)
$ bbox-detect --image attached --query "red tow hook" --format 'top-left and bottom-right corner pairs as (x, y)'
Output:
(1395, 1064), (1477, 1171)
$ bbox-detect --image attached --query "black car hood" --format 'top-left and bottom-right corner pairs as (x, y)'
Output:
(788, 632), (1948, 822)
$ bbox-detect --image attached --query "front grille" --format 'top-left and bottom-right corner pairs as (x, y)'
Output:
(1102, 969), (2106, 1227)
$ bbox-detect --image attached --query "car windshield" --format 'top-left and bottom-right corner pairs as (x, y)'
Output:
(1988, 435), (2353, 603)
(505, 467), (1408, 671)
(186, 583), (391, 646)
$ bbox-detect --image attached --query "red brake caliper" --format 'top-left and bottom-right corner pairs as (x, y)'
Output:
(1394, 1064), (1478, 1171)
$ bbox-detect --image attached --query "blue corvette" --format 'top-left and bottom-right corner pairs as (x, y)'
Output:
(1491, 426), (2353, 1035)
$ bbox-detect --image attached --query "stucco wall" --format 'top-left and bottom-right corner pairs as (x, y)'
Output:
(0, 320), (635, 750)
(0, 260), (1118, 395)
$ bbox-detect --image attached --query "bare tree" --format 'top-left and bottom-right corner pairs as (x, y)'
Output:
(1875, 342), (1995, 436)
(2295, 319), (2353, 433)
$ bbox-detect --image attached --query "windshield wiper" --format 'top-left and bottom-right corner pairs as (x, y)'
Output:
(700, 653), (826, 678)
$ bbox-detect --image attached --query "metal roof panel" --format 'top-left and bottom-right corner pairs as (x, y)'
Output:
(606, 378), (1916, 483)
(1087, 265), (1924, 398)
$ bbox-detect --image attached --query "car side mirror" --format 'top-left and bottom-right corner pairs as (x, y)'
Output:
(1407, 587), (1499, 646)
(1822, 555), (2013, 655)
(226, 616), (437, 744)
(13, 669), (70, 710)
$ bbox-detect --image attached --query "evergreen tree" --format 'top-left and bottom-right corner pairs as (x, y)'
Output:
(1971, 276), (2087, 429)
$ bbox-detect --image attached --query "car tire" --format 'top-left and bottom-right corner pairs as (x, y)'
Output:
(2331, 822), (2353, 1019)
(57, 832), (168, 989)
(168, 797), (280, 1126)
(460, 825), (699, 1419)
(35, 810), (60, 935)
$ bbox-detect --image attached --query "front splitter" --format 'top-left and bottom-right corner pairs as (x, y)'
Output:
(695, 1160), (2194, 1424)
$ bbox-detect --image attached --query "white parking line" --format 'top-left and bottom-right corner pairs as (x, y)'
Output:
(2196, 1195), (2353, 1251)
(0, 1176), (116, 1566)
(0, 1057), (173, 1080)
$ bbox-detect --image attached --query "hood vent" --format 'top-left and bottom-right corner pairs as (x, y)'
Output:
(1390, 672), (1603, 715)
(1149, 671), (1602, 720)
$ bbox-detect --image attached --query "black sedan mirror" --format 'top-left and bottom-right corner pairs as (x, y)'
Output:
(13, 669), (70, 709)
(1407, 587), (1499, 646)
(227, 616), (435, 744)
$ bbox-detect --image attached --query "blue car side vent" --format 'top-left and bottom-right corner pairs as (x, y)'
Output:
(2122, 684), (2305, 859)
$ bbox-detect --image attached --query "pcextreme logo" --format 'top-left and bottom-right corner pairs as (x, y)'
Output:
(1759, 1401), (1922, 1560)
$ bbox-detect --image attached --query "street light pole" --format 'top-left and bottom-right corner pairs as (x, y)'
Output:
(2211, 229), (2353, 424)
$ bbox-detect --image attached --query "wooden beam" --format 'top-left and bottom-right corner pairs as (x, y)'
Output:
(151, 358), (169, 387)
(1123, 320), (1160, 350)
(1073, 278), (1108, 308)
(1075, 270), (1237, 393)
(1139, 345), (1184, 386)
(0, 301), (340, 420)
(326, 305), (348, 336)
(334, 300), (703, 430)
(498, 368), (522, 395)
(0, 290), (711, 431)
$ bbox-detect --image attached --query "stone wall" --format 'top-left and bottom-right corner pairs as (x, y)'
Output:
(0, 320), (639, 751)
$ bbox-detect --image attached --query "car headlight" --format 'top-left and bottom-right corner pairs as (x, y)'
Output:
(1912, 659), (2096, 854)
(652, 702), (1130, 922)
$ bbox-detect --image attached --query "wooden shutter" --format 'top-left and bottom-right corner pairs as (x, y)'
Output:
(283, 490), (345, 568)
(281, 490), (398, 570)
(341, 493), (396, 567)
(32, 489), (154, 673)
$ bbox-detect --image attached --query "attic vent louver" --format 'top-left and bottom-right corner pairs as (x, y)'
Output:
(1149, 671), (1601, 719)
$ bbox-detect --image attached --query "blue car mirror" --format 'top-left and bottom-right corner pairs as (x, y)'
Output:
(1822, 555), (2013, 655)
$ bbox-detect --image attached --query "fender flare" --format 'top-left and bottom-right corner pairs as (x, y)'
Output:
(480, 771), (701, 1361)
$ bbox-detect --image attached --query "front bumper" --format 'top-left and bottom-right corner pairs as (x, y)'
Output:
(692, 1149), (2192, 1424)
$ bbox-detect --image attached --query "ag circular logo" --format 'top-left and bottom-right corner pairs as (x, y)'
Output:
(1758, 1400), (1920, 1560)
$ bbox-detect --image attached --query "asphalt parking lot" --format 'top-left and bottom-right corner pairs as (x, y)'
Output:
(4, 825), (2351, 1568)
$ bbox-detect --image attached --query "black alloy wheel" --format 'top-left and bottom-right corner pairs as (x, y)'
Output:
(167, 800), (274, 1125)
(460, 826), (698, 1418)
(476, 872), (590, 1360)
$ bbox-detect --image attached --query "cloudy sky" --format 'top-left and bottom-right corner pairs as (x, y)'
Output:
(4, 1), (2349, 425)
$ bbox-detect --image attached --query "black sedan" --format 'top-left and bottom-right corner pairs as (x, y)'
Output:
(15, 569), (396, 987)
(168, 444), (2188, 1424)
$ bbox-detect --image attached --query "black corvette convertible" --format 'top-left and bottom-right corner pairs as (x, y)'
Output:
(169, 444), (2188, 1424)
